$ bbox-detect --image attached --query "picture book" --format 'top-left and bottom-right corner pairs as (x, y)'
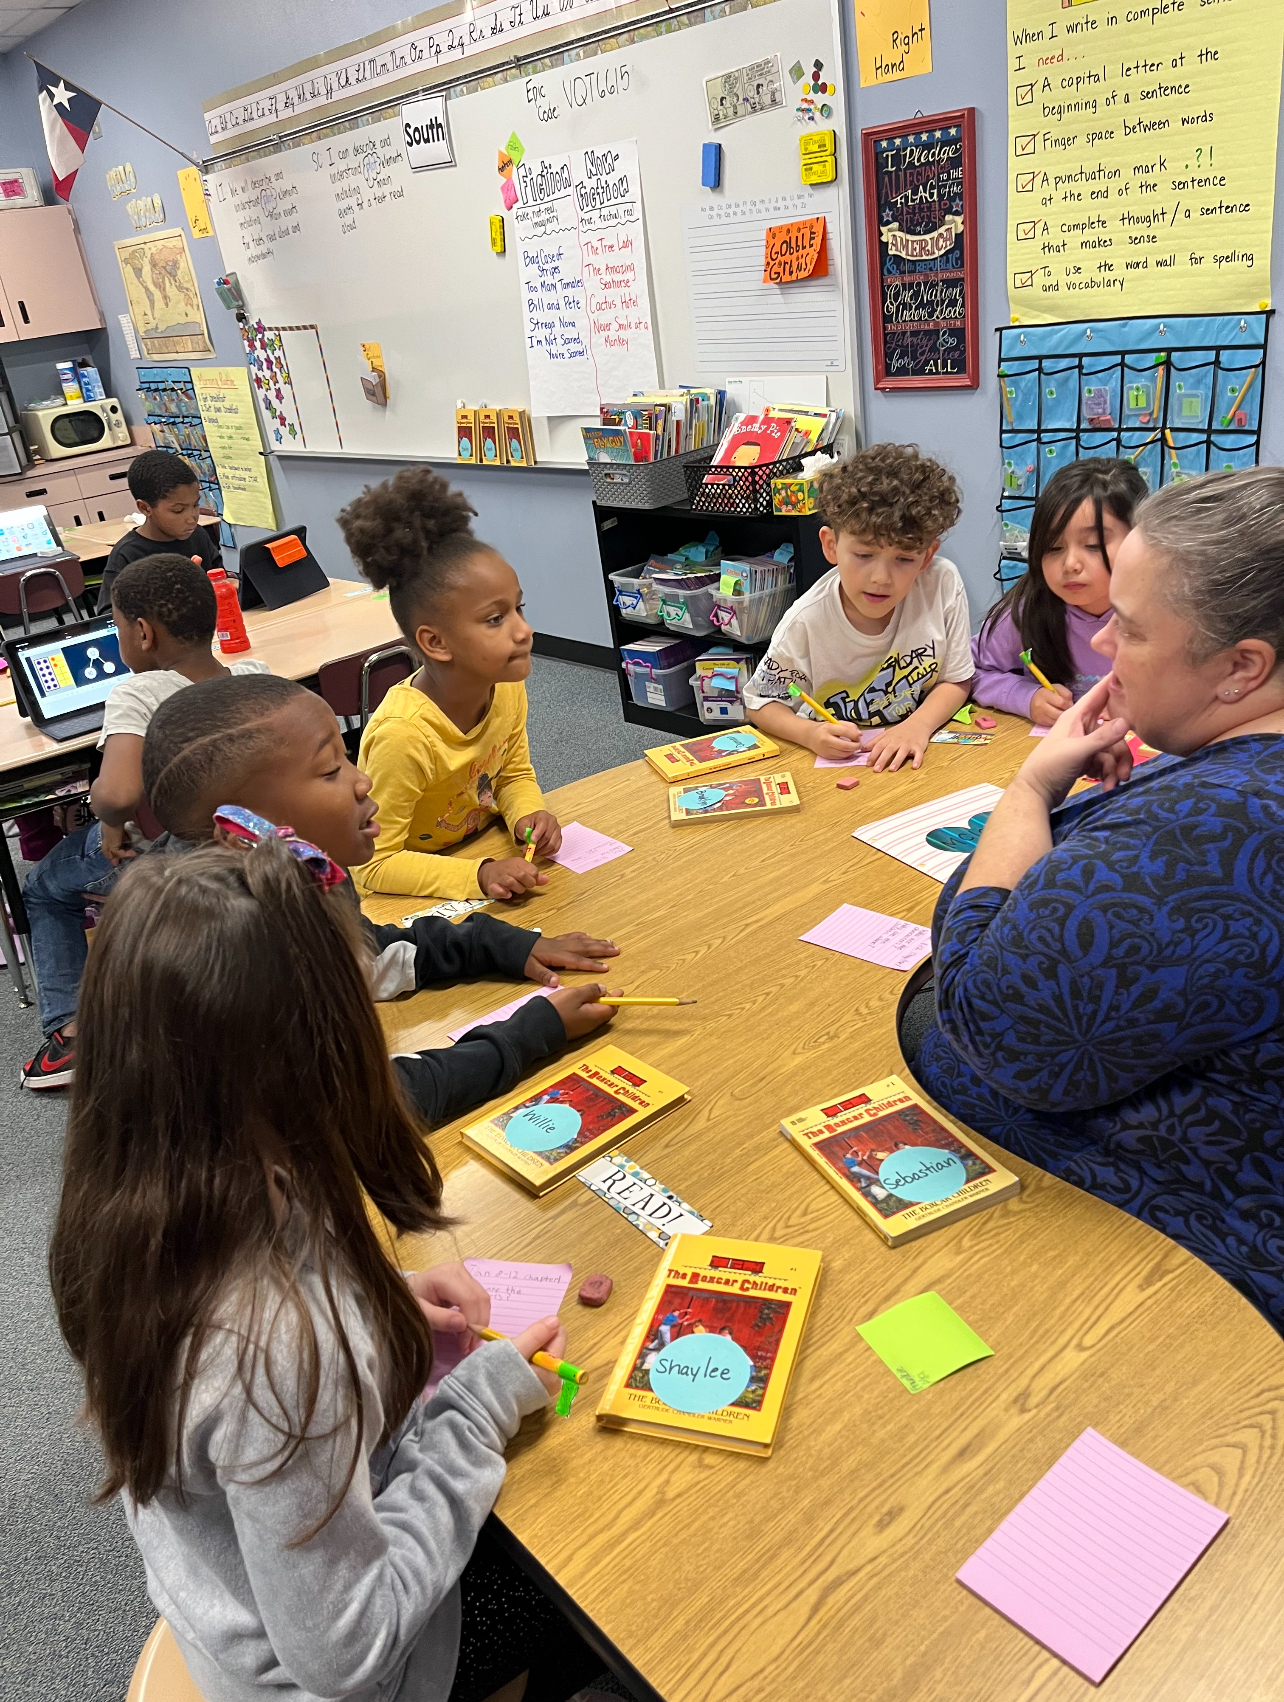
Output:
(780, 1074), (1020, 1245)
(668, 772), (799, 824)
(643, 725), (779, 781)
(500, 407), (528, 465)
(459, 1046), (688, 1196)
(455, 406), (478, 463)
(595, 1233), (822, 1454)
(582, 425), (633, 463)
(627, 428), (656, 462)
(712, 412), (797, 467)
(478, 407), (503, 465)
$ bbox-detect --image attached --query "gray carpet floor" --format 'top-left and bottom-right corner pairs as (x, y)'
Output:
(0, 656), (664, 1702)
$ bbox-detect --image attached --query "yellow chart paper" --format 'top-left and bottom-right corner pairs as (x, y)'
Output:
(191, 368), (277, 530)
(855, 0), (932, 88)
(1007, 0), (1283, 322)
(177, 166), (213, 240)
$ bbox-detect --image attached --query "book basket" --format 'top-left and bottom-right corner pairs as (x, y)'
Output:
(588, 444), (715, 510)
(687, 444), (837, 515)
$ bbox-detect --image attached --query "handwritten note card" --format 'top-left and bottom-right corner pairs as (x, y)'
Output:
(800, 904), (932, 972)
(547, 822), (632, 874)
(425, 1258), (572, 1396)
(957, 1428), (1229, 1683)
(447, 987), (553, 1043)
(853, 783), (1005, 882)
(513, 139), (658, 415)
(763, 216), (828, 285)
(855, 0), (933, 86)
(857, 1291), (992, 1393)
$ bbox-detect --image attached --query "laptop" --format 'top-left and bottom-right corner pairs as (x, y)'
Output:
(0, 503), (78, 574)
(3, 612), (132, 740)
(237, 523), (329, 610)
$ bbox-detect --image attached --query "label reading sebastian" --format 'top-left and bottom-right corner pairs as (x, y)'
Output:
(862, 108), (978, 389)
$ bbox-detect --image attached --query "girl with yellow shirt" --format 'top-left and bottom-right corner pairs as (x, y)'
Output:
(338, 469), (562, 900)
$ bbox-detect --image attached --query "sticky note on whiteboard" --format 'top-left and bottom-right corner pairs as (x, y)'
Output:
(763, 216), (828, 284)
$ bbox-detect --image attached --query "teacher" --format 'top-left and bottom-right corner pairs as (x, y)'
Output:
(916, 467), (1284, 1329)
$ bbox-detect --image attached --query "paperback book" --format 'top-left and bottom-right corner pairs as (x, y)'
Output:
(596, 1233), (822, 1454)
(781, 1074), (1020, 1244)
(643, 725), (778, 781)
(668, 772), (799, 824)
(460, 1046), (688, 1195)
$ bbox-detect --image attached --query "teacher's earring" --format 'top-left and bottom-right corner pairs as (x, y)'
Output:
(1222, 688), (1241, 699)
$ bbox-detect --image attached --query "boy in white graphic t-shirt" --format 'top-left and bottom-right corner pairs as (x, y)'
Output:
(745, 443), (974, 772)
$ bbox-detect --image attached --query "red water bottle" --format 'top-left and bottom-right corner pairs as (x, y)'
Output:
(208, 567), (250, 654)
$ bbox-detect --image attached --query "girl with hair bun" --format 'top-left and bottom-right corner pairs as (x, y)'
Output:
(337, 468), (561, 902)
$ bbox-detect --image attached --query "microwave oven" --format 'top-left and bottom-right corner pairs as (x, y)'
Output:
(21, 397), (132, 461)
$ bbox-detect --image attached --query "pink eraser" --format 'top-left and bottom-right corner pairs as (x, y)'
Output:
(975, 715), (997, 729)
(578, 1273), (613, 1307)
(836, 776), (861, 791)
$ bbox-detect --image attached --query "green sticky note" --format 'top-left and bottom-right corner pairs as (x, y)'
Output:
(856, 1292), (992, 1394)
(507, 131), (525, 167)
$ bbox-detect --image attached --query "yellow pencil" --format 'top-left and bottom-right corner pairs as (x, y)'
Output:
(475, 1325), (583, 1384)
(787, 681), (839, 724)
(1222, 363), (1261, 426)
(523, 827), (536, 862)
(1019, 648), (1055, 691)
(600, 996), (697, 1007)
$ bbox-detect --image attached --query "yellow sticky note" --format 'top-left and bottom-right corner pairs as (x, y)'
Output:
(177, 166), (212, 240)
(857, 1292), (992, 1394)
(854, 0), (932, 88)
(489, 214), (506, 253)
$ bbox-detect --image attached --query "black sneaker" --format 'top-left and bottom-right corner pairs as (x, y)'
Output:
(21, 1028), (75, 1090)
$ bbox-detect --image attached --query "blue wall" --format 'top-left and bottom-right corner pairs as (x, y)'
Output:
(1, 0), (1282, 644)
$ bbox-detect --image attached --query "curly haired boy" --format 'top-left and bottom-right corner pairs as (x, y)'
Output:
(745, 443), (975, 771)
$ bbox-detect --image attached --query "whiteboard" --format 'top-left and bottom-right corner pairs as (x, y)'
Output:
(206, 0), (859, 465)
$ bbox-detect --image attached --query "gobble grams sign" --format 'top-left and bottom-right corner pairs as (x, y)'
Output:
(401, 94), (455, 171)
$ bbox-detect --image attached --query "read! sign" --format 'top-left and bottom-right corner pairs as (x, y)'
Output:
(763, 216), (828, 285)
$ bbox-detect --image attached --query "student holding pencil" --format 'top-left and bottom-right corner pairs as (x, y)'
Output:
(337, 468), (562, 902)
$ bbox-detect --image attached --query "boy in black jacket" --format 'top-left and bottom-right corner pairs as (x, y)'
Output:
(139, 673), (620, 1123)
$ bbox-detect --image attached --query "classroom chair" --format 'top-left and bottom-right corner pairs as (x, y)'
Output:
(0, 562), (88, 634)
(317, 640), (416, 750)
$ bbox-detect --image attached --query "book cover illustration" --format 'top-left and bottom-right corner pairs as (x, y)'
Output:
(712, 413), (796, 466)
(782, 1075), (1020, 1244)
(500, 407), (527, 465)
(455, 407), (477, 463)
(478, 407), (503, 464)
(644, 726), (779, 781)
(582, 425), (633, 463)
(596, 1234), (821, 1454)
(668, 772), (799, 824)
(460, 1046), (688, 1195)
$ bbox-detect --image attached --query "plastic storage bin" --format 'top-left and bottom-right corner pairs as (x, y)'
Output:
(609, 569), (664, 626)
(658, 580), (721, 636)
(589, 444), (714, 509)
(708, 581), (795, 642)
(690, 676), (747, 724)
(624, 657), (697, 711)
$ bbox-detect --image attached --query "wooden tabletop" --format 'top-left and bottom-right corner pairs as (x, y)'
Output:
(0, 581), (398, 774)
(368, 716), (1284, 1702)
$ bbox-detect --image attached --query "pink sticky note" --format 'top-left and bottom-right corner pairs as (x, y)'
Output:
(800, 903), (932, 971)
(447, 986), (553, 1042)
(1029, 724), (1050, 736)
(547, 822), (632, 874)
(957, 1428), (1228, 1684)
(425, 1258), (573, 1397)
(501, 176), (518, 210)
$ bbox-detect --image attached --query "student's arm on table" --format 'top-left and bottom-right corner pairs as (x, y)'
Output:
(367, 910), (619, 993)
(971, 606), (1072, 723)
(747, 698), (865, 760)
(864, 678), (973, 772)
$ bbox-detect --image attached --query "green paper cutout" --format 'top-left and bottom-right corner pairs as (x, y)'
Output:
(856, 1292), (992, 1394)
(507, 131), (526, 167)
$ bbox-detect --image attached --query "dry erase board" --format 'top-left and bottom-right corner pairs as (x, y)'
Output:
(861, 108), (979, 391)
(203, 0), (860, 466)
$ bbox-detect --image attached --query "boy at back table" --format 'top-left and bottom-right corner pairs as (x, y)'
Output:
(745, 443), (974, 771)
(96, 448), (222, 613)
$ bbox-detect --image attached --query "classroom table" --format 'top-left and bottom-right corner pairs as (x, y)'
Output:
(0, 579), (399, 1002)
(367, 718), (1284, 1702)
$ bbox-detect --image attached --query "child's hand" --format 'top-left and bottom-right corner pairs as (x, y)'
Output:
(807, 718), (867, 760)
(406, 1263), (491, 1336)
(99, 822), (137, 866)
(547, 982), (618, 1039)
(479, 857), (549, 900)
(512, 1314), (570, 1398)
(513, 810), (562, 855)
(1029, 684), (1074, 726)
(866, 721), (929, 772)
(524, 932), (620, 985)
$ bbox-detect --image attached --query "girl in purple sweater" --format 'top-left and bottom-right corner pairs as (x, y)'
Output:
(973, 458), (1147, 725)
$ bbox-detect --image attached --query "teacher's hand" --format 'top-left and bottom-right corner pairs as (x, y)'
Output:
(1016, 675), (1131, 807)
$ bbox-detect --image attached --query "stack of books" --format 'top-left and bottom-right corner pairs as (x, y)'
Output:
(584, 387), (727, 463)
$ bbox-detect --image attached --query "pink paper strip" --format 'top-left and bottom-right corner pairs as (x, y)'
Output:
(814, 751), (870, 769)
(546, 821), (632, 873)
(1029, 724), (1050, 736)
(447, 987), (553, 1042)
(425, 1258), (573, 1397)
(956, 1428), (1228, 1684)
(799, 903), (932, 971)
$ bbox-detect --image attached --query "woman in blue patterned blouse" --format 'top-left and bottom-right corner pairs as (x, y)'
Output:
(916, 467), (1284, 1329)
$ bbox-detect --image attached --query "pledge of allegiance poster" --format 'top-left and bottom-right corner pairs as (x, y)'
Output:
(1006, 0), (1283, 322)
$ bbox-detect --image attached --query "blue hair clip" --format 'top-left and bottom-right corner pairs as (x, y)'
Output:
(213, 803), (347, 891)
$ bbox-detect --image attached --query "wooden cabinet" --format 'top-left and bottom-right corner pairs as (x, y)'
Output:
(0, 440), (138, 530)
(0, 206), (104, 340)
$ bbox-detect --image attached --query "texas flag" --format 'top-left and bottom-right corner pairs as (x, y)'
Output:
(34, 62), (102, 202)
